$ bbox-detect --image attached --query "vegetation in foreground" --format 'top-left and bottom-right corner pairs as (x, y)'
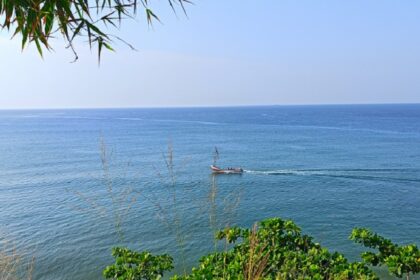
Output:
(0, 0), (190, 61)
(0, 238), (34, 280)
(103, 217), (420, 280)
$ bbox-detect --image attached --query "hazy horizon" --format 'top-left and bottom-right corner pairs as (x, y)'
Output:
(1, 102), (419, 111)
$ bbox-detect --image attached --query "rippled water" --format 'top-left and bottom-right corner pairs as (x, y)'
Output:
(0, 105), (419, 279)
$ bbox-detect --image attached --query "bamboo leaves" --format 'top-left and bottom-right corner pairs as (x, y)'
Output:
(0, 0), (191, 61)
(146, 8), (160, 26)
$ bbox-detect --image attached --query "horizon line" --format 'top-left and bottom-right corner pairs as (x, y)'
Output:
(0, 102), (419, 111)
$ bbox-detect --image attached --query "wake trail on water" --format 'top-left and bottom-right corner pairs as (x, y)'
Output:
(243, 168), (420, 183)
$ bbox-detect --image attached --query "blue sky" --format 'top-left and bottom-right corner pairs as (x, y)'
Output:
(1, 0), (420, 108)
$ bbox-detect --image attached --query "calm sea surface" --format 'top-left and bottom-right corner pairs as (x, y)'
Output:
(0, 105), (419, 279)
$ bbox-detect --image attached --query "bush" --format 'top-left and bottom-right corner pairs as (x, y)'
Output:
(104, 218), (419, 280)
(174, 218), (377, 280)
(350, 228), (420, 278)
(103, 247), (173, 280)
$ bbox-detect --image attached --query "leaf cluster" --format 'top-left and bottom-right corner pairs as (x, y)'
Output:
(0, 0), (191, 61)
(103, 218), (420, 280)
(350, 228), (420, 278)
(103, 247), (174, 280)
(176, 218), (377, 280)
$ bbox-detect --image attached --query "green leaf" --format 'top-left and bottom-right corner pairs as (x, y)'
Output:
(34, 38), (43, 57)
(146, 8), (161, 26)
(71, 21), (85, 42)
(103, 42), (114, 52)
(98, 37), (103, 63)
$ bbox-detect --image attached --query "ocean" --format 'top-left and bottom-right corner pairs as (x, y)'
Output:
(0, 104), (419, 279)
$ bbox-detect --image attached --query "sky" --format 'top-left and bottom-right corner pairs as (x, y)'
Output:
(1, 0), (420, 109)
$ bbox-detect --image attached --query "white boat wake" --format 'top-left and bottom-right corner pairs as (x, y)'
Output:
(243, 168), (420, 182)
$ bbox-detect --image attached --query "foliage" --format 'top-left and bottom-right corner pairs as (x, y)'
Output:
(0, 0), (190, 60)
(351, 228), (420, 279)
(105, 218), (388, 280)
(175, 218), (378, 280)
(103, 247), (173, 280)
(103, 218), (420, 280)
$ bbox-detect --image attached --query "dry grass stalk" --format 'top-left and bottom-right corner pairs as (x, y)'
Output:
(207, 174), (243, 251)
(243, 223), (270, 280)
(71, 137), (139, 243)
(72, 138), (242, 275)
(0, 238), (34, 280)
(139, 141), (195, 274)
(159, 142), (188, 273)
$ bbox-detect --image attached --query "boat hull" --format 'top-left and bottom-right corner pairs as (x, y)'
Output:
(210, 165), (243, 174)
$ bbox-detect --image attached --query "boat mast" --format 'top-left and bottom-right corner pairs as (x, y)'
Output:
(213, 146), (219, 166)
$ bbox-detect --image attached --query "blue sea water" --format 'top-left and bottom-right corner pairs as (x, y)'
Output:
(0, 104), (419, 279)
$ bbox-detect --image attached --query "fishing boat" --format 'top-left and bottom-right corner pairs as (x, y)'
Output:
(210, 165), (243, 174)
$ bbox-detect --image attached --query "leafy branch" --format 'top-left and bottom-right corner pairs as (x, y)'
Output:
(0, 0), (192, 62)
(351, 228), (420, 279)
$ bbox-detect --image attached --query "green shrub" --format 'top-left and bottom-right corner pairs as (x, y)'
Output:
(104, 218), (419, 280)
(103, 247), (173, 280)
(351, 228), (420, 279)
(175, 218), (377, 280)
